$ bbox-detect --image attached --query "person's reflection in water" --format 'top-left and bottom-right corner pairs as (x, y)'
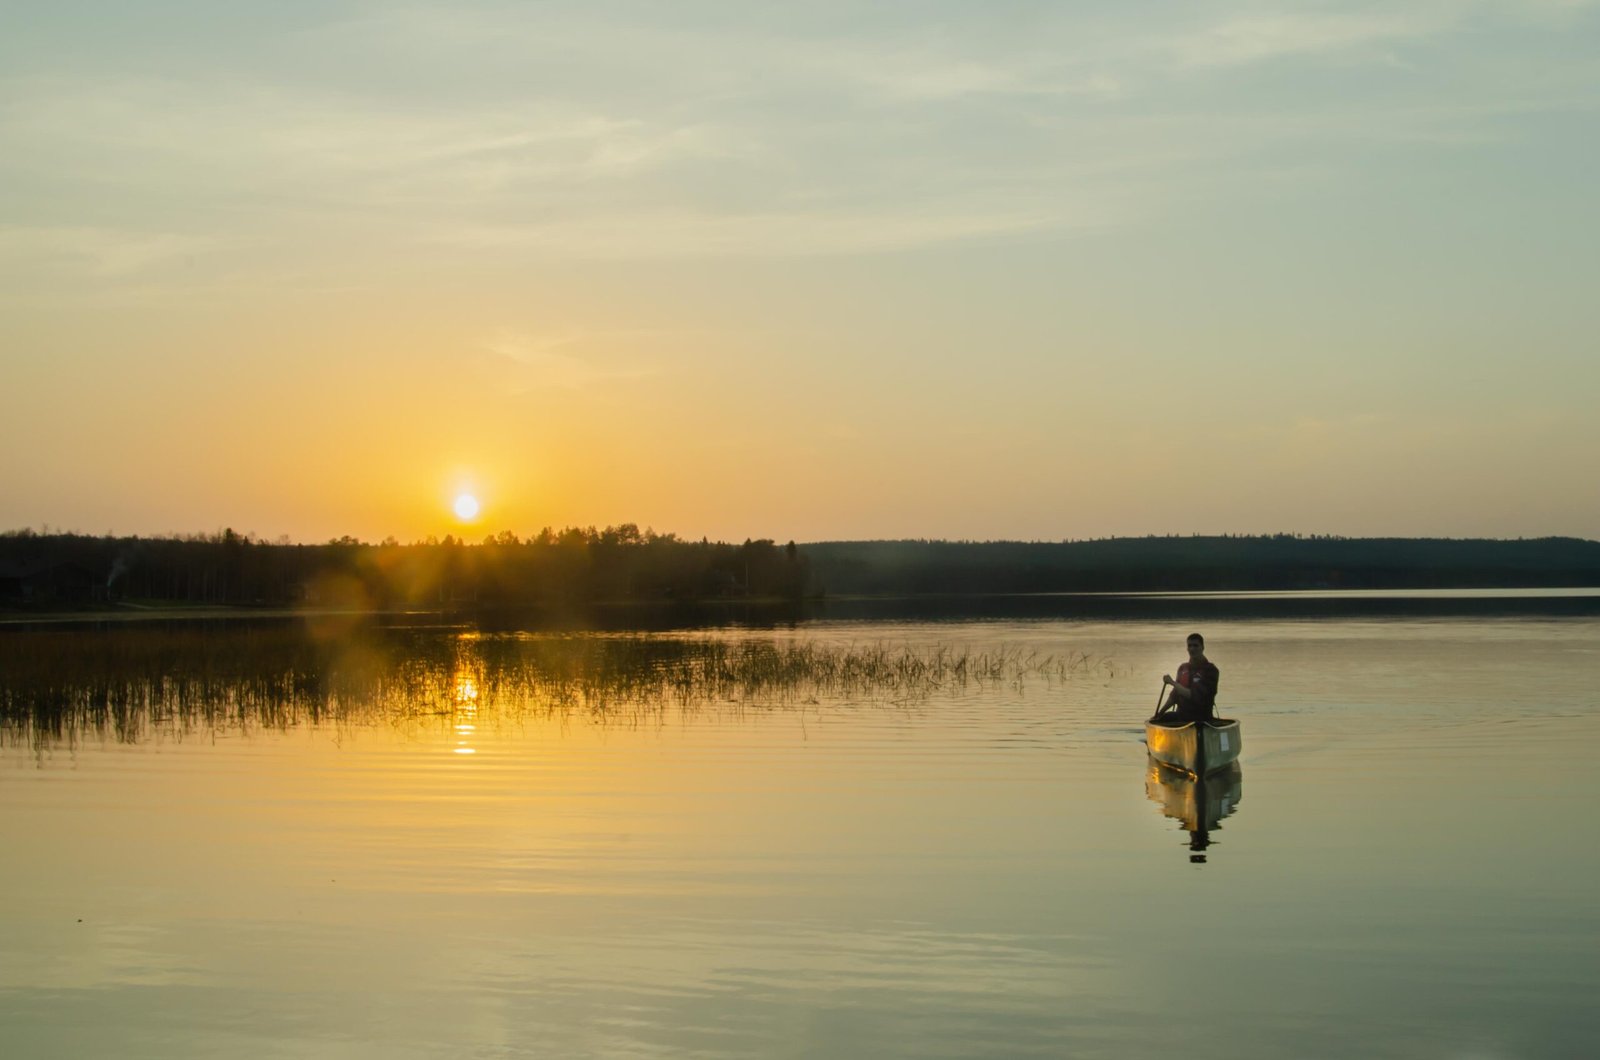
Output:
(1187, 771), (1214, 863)
(1144, 758), (1243, 865)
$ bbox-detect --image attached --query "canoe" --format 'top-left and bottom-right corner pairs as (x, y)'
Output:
(1144, 717), (1241, 777)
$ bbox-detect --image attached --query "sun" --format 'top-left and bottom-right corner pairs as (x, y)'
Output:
(453, 493), (481, 522)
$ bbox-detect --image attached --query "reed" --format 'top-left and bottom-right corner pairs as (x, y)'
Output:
(0, 626), (1115, 751)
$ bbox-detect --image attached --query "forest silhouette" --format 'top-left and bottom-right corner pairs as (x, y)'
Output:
(803, 535), (1600, 594)
(2, 528), (1597, 611)
(0, 526), (807, 608)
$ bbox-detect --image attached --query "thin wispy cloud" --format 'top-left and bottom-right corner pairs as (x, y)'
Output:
(483, 329), (663, 393)
(431, 199), (1103, 260)
(0, 225), (214, 278)
(1171, 9), (1452, 68)
(0, 77), (724, 187)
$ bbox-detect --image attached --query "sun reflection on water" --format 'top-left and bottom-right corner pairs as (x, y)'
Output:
(452, 671), (479, 755)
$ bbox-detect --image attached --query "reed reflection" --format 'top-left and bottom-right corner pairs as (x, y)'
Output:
(0, 624), (1111, 751)
(1145, 758), (1243, 864)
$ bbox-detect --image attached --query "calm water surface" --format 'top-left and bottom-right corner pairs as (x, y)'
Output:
(3, 610), (1598, 1057)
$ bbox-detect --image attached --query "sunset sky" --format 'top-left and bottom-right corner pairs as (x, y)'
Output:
(4, 2), (1597, 543)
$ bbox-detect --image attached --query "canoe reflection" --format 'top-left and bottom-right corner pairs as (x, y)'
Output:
(1144, 756), (1243, 864)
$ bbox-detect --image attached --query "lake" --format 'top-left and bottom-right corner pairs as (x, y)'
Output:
(3, 597), (1598, 1057)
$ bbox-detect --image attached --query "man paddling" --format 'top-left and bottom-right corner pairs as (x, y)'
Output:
(1154, 633), (1219, 724)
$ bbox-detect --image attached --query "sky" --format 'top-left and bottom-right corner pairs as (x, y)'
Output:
(3, 0), (1598, 544)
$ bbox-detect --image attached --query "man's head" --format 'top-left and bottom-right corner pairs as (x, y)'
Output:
(1187, 633), (1205, 659)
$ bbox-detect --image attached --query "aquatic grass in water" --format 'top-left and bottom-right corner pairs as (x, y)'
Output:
(0, 626), (1115, 751)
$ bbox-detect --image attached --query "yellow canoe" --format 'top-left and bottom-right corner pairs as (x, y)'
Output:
(1144, 717), (1241, 777)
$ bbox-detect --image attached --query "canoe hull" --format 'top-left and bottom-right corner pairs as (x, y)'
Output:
(1145, 718), (1241, 778)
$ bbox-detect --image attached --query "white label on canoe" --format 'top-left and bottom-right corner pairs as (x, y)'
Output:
(1219, 733), (1229, 750)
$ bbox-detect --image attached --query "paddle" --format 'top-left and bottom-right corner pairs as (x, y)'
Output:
(1153, 682), (1168, 717)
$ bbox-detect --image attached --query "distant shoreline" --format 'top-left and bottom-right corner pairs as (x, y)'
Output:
(5, 532), (1598, 616)
(7, 585), (1600, 629)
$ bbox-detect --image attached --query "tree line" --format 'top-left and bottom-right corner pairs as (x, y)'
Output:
(802, 535), (1600, 594)
(5, 529), (1597, 610)
(0, 526), (811, 608)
